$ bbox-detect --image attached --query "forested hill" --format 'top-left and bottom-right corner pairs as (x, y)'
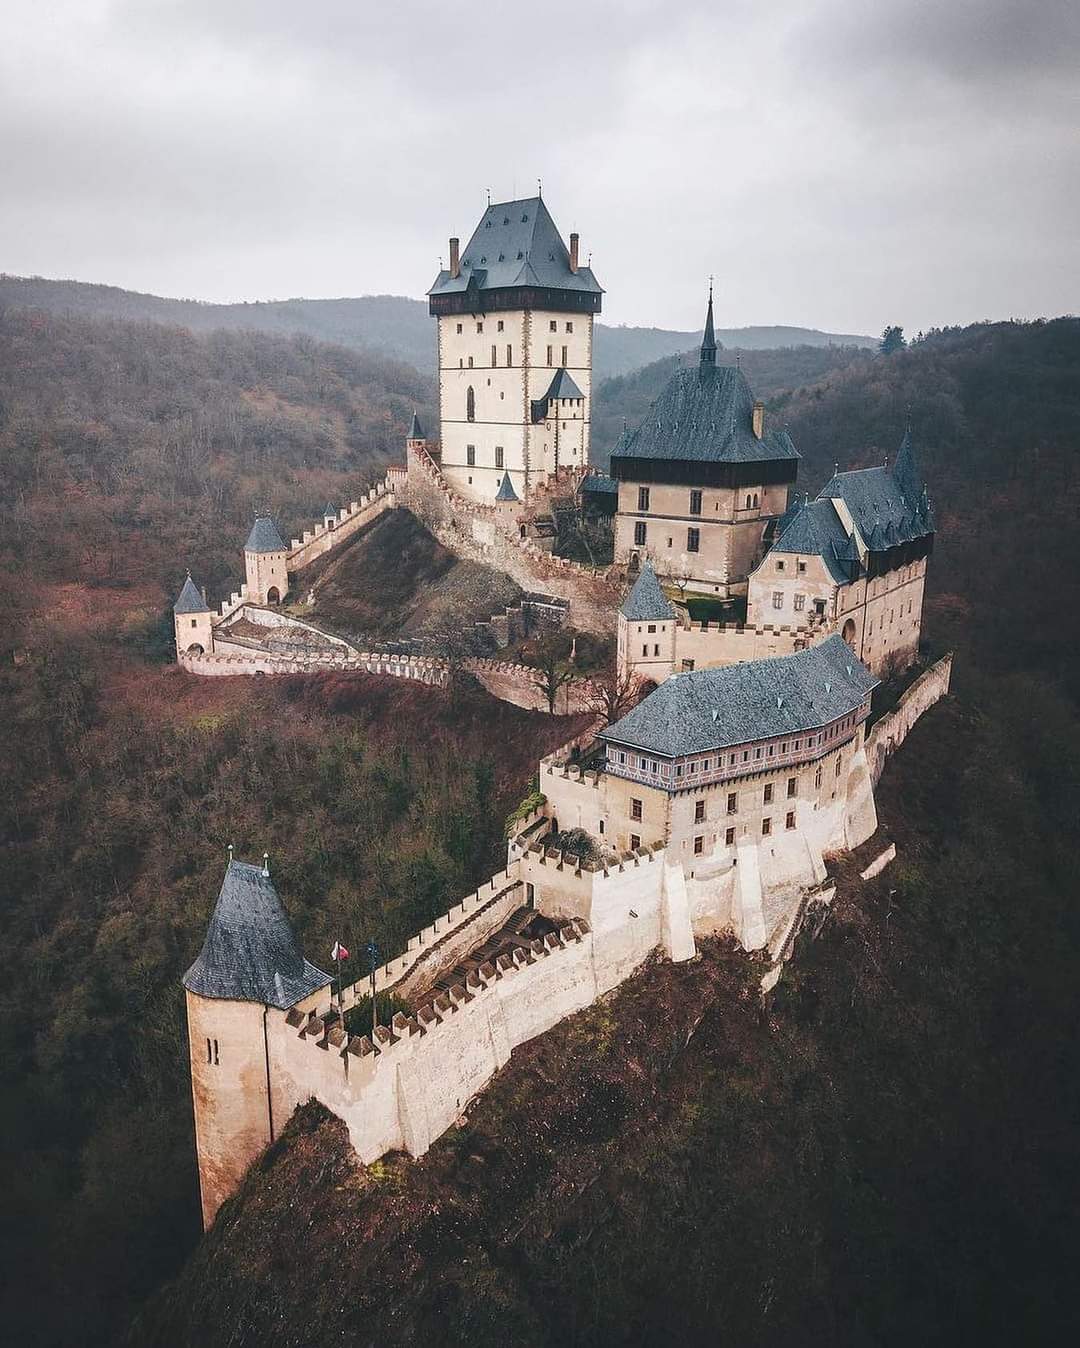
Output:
(0, 274), (874, 379)
(0, 306), (434, 639)
(131, 316), (1080, 1348)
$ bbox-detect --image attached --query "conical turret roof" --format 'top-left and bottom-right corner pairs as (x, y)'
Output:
(620, 560), (675, 621)
(495, 472), (520, 502)
(183, 859), (331, 1009)
(408, 411), (425, 440)
(174, 573), (210, 614)
(245, 516), (286, 553)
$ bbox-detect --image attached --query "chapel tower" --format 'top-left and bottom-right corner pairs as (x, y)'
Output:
(428, 195), (603, 504)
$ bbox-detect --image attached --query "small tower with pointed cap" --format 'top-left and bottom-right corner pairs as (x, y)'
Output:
(616, 561), (678, 683)
(173, 572), (214, 660)
(183, 853), (332, 1228)
(243, 513), (289, 607)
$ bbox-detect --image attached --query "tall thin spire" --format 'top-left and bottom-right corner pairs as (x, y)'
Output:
(700, 277), (717, 371)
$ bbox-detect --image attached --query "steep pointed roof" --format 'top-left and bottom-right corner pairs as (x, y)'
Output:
(817, 457), (933, 553)
(245, 516), (286, 553)
(173, 573), (210, 614)
(183, 860), (331, 1009)
(700, 288), (717, 368)
(408, 411), (426, 440)
(767, 497), (860, 584)
(620, 561), (675, 622)
(600, 635), (878, 758)
(543, 367), (584, 400)
(495, 472), (520, 503)
(612, 364), (799, 469)
(428, 197), (603, 301)
(892, 424), (921, 501)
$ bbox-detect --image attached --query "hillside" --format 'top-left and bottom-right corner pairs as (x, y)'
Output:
(133, 679), (1080, 1348)
(0, 275), (874, 379)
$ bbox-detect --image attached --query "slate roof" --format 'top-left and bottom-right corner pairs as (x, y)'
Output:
(408, 411), (426, 440)
(173, 574), (210, 614)
(600, 635), (878, 758)
(183, 860), (331, 1009)
(580, 472), (618, 495)
(817, 453), (933, 553)
(245, 516), (287, 553)
(612, 364), (799, 468)
(620, 561), (675, 622)
(495, 472), (520, 502)
(428, 197), (602, 300)
(768, 497), (861, 584)
(543, 367), (584, 400)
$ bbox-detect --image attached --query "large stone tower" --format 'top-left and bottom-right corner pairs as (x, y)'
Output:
(182, 856), (331, 1228)
(173, 573), (214, 657)
(243, 515), (289, 605)
(428, 196), (602, 505)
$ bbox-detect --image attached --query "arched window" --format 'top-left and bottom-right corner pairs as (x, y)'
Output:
(745, 494), (752, 509)
(466, 386), (475, 422)
(752, 493), (759, 508)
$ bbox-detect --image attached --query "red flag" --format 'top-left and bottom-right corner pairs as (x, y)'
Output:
(331, 941), (349, 961)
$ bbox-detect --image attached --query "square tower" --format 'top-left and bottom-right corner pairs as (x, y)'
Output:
(428, 196), (602, 505)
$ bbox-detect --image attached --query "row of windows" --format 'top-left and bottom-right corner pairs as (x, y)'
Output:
(454, 341), (576, 371)
(772, 591), (811, 611)
(612, 717), (859, 779)
(465, 445), (505, 468)
(774, 559), (808, 573)
(634, 488), (736, 516)
(633, 521), (699, 551)
(627, 816), (799, 855)
(456, 318), (574, 335)
(205, 1037), (220, 1066)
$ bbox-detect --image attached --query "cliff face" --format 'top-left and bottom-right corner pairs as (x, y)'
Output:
(132, 685), (1080, 1348)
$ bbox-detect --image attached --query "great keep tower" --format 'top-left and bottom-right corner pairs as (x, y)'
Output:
(427, 196), (602, 505)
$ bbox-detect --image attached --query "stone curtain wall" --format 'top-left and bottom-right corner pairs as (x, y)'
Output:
(285, 479), (396, 572)
(179, 648), (448, 684)
(865, 653), (953, 784)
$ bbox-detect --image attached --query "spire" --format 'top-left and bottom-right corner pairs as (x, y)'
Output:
(174, 572), (211, 614)
(408, 410), (425, 441)
(700, 278), (717, 371)
(892, 420), (921, 500)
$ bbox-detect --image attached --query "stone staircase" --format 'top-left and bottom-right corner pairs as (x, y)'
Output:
(426, 906), (563, 997)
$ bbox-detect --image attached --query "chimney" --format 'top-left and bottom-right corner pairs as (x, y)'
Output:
(569, 232), (579, 274)
(752, 400), (765, 439)
(449, 237), (460, 279)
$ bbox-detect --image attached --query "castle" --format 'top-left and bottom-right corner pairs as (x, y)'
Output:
(177, 194), (951, 1228)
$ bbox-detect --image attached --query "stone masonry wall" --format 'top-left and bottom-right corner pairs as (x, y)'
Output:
(865, 653), (954, 784)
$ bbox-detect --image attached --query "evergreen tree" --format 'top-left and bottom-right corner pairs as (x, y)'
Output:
(880, 324), (906, 354)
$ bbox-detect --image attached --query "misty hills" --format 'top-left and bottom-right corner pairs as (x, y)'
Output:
(0, 274), (874, 380)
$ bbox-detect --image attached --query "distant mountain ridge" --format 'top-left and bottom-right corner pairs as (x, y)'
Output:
(0, 274), (875, 379)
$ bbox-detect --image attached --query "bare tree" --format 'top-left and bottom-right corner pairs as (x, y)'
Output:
(583, 665), (647, 726)
(533, 638), (574, 715)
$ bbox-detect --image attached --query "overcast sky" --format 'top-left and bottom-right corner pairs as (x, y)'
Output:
(1, 0), (1076, 334)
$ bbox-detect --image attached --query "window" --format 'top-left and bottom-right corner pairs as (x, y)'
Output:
(598, 820), (604, 835)
(794, 594), (806, 612)
(206, 1038), (212, 1063)
(547, 344), (553, 365)
(762, 817), (771, 836)
(694, 835), (704, 855)
(495, 446), (504, 469)
(191, 618), (198, 628)
(526, 882), (535, 905)
(491, 344), (497, 365)
(468, 355), (474, 368)
(695, 799), (706, 823)
(777, 560), (785, 572)
(466, 445), (476, 467)
(725, 827), (736, 846)
(681, 659), (695, 672)
(773, 592), (784, 610)
(836, 755), (843, 777)
(497, 319), (504, 332)
(642, 644), (649, 656)
(815, 765), (823, 789)
(653, 644), (660, 656)
(647, 624), (656, 633)
(687, 527), (700, 553)
(786, 811), (796, 830)
(753, 493), (759, 508)
(763, 784), (773, 804)
(631, 798), (642, 821)
(634, 521), (647, 546)
(630, 833), (641, 850)
(566, 321), (573, 333)
(689, 489), (703, 515)
(476, 321), (483, 333)
(466, 386), (475, 421)
(727, 792), (737, 814)
(787, 776), (797, 797)
(561, 345), (568, 366)
(798, 560), (807, 573)
(638, 486), (650, 511)
(506, 343), (512, 365)
(745, 494), (752, 509)
(549, 320), (557, 332)
(456, 322), (463, 334)
(754, 747), (762, 759)
(213, 1038), (219, 1065)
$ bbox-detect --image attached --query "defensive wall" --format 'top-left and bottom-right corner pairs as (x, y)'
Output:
(402, 444), (623, 634)
(284, 477), (396, 571)
(865, 653), (954, 784)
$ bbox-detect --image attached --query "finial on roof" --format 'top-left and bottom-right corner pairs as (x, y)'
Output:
(486, 186), (491, 206)
(884, 454), (889, 468)
(834, 461), (839, 474)
(228, 842), (233, 861)
(262, 851), (270, 878)
(537, 177), (542, 198)
(700, 283), (717, 370)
